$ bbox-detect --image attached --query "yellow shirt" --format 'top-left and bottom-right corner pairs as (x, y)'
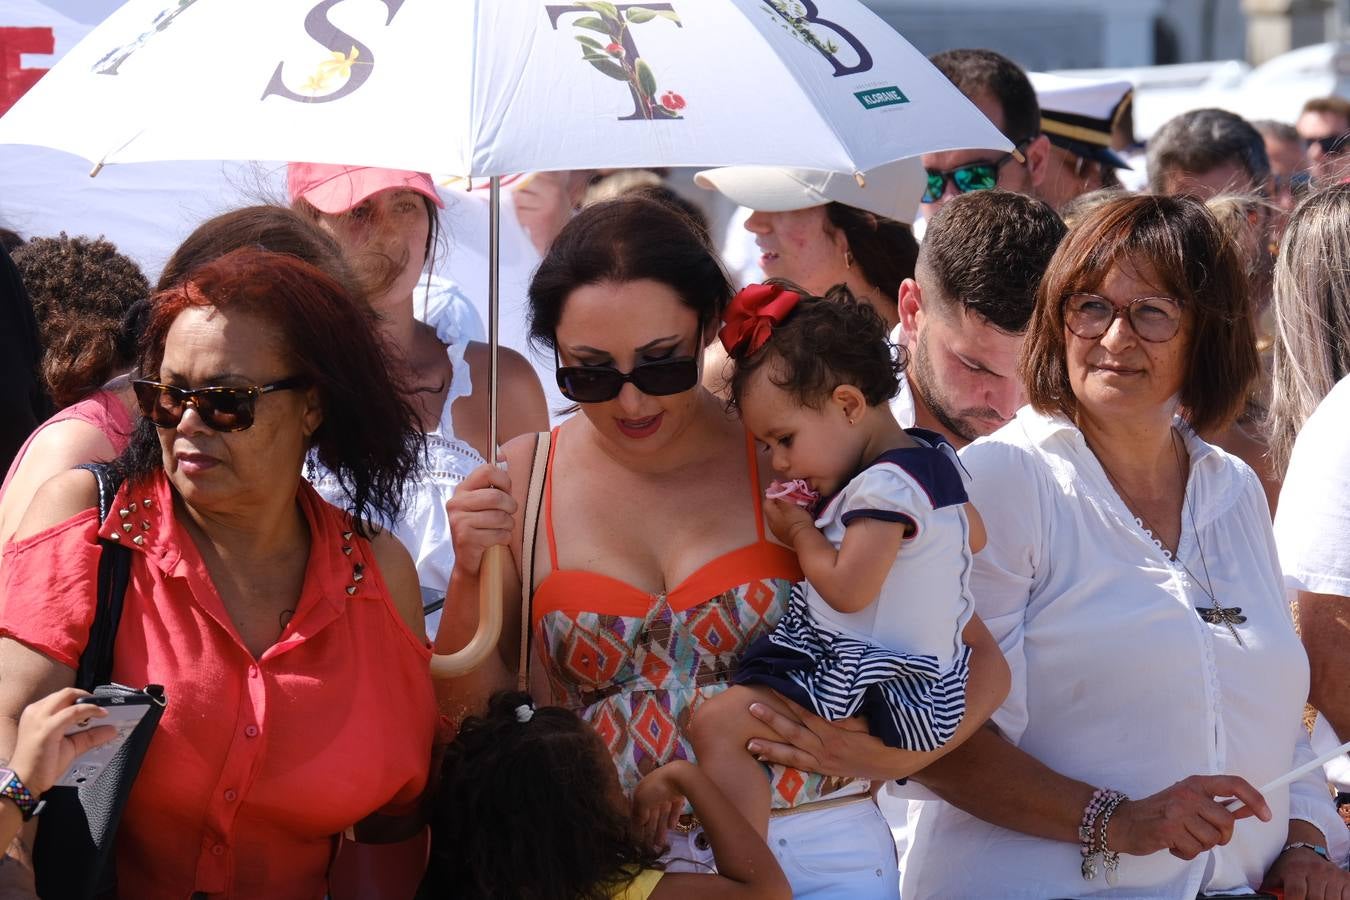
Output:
(610, 868), (664, 900)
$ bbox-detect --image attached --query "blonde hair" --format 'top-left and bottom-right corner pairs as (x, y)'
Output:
(1269, 184), (1350, 473)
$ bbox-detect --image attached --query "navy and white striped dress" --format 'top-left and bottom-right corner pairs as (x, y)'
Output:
(734, 428), (975, 751)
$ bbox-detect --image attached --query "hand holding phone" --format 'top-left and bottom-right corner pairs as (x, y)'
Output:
(9, 688), (118, 797)
(53, 688), (158, 789)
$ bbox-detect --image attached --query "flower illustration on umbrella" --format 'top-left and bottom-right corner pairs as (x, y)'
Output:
(299, 46), (362, 96)
(569, 2), (684, 121)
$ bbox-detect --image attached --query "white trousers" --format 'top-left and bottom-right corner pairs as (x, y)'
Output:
(664, 798), (900, 899)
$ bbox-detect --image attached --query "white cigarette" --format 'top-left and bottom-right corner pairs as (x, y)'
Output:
(1225, 737), (1350, 812)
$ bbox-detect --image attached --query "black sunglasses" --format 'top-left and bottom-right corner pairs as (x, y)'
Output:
(923, 143), (1027, 204)
(554, 347), (699, 404)
(1311, 132), (1350, 156)
(133, 377), (308, 432)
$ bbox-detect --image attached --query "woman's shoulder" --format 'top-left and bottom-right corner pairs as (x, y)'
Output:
(462, 341), (540, 392)
(1183, 424), (1269, 521)
(303, 488), (427, 639)
(10, 467), (101, 543)
(461, 341), (549, 444)
(365, 526), (425, 636)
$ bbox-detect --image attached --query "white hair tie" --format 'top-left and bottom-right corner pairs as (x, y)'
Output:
(515, 704), (534, 723)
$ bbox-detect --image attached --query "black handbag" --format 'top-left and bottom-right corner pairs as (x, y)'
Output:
(32, 463), (166, 900)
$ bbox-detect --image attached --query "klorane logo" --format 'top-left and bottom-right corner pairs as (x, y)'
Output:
(855, 86), (908, 109)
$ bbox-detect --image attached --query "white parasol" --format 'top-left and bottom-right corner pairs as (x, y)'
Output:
(0, 0), (1011, 676)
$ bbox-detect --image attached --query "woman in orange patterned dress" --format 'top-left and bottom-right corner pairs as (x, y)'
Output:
(438, 196), (1009, 899)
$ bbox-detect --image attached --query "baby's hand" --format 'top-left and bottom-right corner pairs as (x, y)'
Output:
(765, 479), (819, 509)
(632, 762), (691, 850)
(764, 497), (816, 546)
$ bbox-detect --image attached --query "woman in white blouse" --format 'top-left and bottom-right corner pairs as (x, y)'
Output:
(288, 163), (548, 631)
(755, 194), (1349, 898)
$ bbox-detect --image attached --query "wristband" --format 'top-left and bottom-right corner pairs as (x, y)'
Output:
(1281, 841), (1329, 862)
(0, 768), (40, 821)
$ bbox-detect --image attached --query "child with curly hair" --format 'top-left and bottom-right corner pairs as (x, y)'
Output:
(424, 691), (789, 900)
(678, 281), (997, 837)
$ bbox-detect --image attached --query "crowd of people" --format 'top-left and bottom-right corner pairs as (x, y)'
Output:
(0, 39), (1348, 900)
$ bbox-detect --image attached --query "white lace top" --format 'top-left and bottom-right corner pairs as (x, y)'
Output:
(307, 340), (484, 609)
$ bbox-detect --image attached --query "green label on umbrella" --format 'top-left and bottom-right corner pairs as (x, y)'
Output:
(854, 87), (909, 110)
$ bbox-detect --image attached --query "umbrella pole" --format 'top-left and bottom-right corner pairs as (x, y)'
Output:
(429, 176), (506, 679)
(488, 175), (501, 466)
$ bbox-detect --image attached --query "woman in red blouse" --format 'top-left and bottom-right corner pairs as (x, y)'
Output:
(0, 248), (436, 898)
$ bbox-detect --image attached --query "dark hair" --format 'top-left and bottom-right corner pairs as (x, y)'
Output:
(583, 170), (712, 245)
(158, 205), (361, 299)
(1301, 95), (1350, 125)
(628, 184), (711, 245)
(12, 233), (150, 407)
(729, 281), (904, 410)
(824, 203), (918, 303)
(1146, 109), (1270, 194)
(0, 227), (22, 254)
(918, 190), (1066, 334)
(1021, 193), (1258, 434)
(930, 48), (1041, 144)
(114, 248), (422, 535)
(529, 196), (732, 351)
(424, 691), (663, 900)
(292, 194), (440, 302)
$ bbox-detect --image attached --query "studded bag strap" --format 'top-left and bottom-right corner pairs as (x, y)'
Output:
(73, 463), (131, 691)
(517, 430), (552, 693)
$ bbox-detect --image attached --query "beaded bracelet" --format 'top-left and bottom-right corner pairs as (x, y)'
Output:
(1080, 788), (1128, 882)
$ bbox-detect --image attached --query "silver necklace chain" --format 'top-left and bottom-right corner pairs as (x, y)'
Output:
(1087, 428), (1247, 648)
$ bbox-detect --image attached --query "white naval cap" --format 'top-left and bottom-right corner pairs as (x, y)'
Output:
(1030, 72), (1133, 169)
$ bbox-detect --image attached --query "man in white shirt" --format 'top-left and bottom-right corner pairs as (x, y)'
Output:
(881, 189), (1065, 868)
(889, 190), (1065, 447)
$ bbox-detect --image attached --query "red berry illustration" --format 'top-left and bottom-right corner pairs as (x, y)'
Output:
(660, 91), (686, 111)
(605, 42), (624, 56)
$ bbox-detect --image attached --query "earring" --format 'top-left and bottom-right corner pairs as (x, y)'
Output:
(844, 249), (854, 270)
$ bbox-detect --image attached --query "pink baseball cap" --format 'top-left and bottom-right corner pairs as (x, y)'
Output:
(286, 162), (444, 214)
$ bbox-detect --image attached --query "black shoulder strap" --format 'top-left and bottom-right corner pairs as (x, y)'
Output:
(74, 463), (131, 692)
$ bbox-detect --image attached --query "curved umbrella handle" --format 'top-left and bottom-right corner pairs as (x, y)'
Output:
(429, 544), (505, 678)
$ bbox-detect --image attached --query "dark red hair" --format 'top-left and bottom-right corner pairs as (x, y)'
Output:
(116, 247), (422, 533)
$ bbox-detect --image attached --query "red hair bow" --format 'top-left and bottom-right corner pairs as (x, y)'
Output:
(719, 283), (802, 358)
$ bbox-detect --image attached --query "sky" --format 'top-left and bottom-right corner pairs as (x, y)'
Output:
(36, 0), (121, 24)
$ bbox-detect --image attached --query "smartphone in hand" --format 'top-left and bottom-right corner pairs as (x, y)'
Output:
(56, 689), (158, 788)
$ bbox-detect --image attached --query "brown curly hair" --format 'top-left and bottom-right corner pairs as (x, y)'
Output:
(12, 233), (148, 407)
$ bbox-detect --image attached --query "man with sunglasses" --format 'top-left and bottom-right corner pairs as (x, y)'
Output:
(920, 49), (1050, 218)
(1253, 119), (1311, 232)
(1297, 96), (1350, 186)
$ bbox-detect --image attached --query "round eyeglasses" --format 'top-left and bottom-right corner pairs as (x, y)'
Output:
(1062, 293), (1183, 343)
